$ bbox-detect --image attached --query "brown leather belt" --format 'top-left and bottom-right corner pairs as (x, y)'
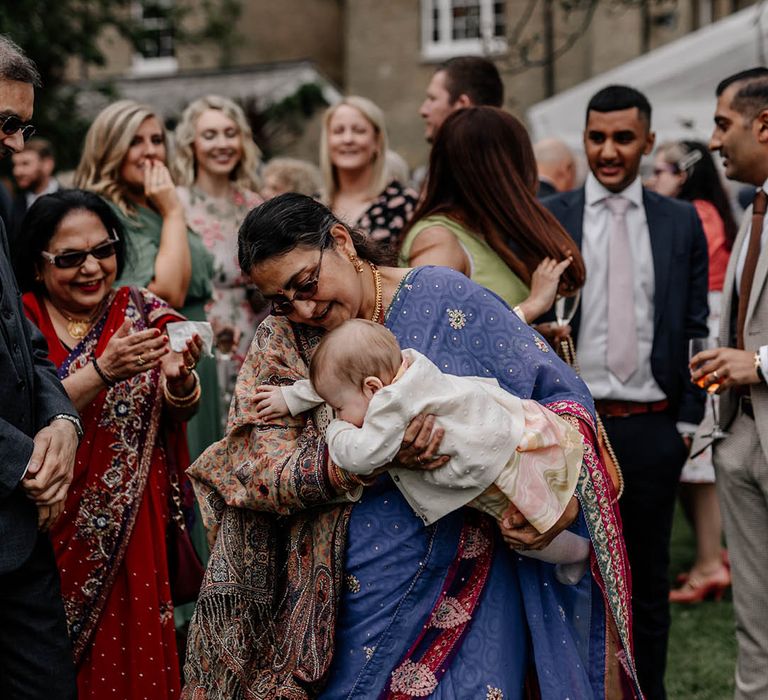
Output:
(595, 399), (669, 418)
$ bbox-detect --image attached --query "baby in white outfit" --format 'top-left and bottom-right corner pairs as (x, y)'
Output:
(255, 319), (590, 584)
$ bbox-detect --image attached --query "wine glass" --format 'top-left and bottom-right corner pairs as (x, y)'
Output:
(555, 289), (581, 327)
(689, 337), (729, 439)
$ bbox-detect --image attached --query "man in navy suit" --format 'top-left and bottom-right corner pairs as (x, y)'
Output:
(0, 35), (80, 699)
(543, 85), (709, 700)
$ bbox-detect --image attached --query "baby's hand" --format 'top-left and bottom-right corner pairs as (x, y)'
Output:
(254, 385), (290, 421)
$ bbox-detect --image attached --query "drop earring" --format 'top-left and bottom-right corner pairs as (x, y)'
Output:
(348, 252), (364, 273)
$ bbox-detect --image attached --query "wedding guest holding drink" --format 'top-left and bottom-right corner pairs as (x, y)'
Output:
(398, 106), (583, 324)
(648, 140), (737, 603)
(16, 189), (202, 700)
(695, 68), (768, 699)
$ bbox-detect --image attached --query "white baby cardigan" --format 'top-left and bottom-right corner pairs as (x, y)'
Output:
(284, 349), (527, 525)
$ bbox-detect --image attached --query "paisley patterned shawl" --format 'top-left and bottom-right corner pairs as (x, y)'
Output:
(183, 316), (354, 700)
(22, 286), (184, 663)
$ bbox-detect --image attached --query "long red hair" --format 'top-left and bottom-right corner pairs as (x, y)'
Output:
(400, 106), (585, 292)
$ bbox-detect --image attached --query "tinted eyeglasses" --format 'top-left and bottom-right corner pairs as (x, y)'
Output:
(0, 115), (35, 142)
(270, 246), (325, 316)
(41, 234), (119, 269)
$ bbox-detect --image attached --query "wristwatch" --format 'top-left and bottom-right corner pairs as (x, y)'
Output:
(51, 413), (84, 441)
(755, 352), (766, 383)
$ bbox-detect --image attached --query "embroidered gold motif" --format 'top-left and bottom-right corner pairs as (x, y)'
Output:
(447, 308), (467, 330)
(390, 660), (438, 696)
(430, 596), (471, 629)
(486, 685), (504, 699)
(363, 645), (376, 660)
(346, 574), (361, 593)
(533, 335), (550, 353)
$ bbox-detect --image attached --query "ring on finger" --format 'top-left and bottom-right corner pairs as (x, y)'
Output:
(184, 361), (196, 371)
(416, 455), (423, 465)
(712, 370), (720, 380)
(136, 354), (146, 366)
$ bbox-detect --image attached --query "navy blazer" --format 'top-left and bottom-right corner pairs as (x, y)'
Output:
(0, 217), (78, 574)
(543, 187), (709, 425)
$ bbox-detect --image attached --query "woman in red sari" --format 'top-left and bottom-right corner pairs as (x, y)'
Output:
(15, 189), (203, 700)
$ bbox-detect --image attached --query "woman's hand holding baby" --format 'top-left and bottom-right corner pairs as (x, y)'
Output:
(500, 496), (580, 551)
(392, 414), (450, 471)
(254, 385), (290, 421)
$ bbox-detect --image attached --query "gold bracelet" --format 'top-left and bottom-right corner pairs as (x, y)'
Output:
(163, 370), (201, 408)
(328, 459), (368, 492)
(512, 305), (528, 325)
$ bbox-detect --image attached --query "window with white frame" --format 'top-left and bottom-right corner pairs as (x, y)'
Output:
(130, 0), (178, 76)
(421, 0), (507, 61)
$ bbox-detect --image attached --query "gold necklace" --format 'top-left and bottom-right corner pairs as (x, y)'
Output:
(368, 261), (383, 324)
(58, 296), (109, 340)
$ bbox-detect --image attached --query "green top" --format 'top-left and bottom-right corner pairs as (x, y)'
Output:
(110, 202), (214, 319)
(398, 214), (529, 308)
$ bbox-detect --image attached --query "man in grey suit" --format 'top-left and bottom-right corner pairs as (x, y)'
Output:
(0, 35), (81, 698)
(693, 66), (768, 699)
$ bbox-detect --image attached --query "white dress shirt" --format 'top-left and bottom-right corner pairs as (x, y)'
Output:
(578, 174), (666, 402)
(24, 178), (59, 209)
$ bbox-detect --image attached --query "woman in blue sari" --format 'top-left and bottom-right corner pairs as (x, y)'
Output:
(182, 194), (642, 699)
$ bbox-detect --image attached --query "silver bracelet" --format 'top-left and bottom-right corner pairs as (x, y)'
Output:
(50, 413), (84, 441)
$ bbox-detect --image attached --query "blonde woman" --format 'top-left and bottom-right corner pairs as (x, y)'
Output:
(173, 96), (263, 393)
(320, 96), (417, 250)
(74, 99), (218, 462)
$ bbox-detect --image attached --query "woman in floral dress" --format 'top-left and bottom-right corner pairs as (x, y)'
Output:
(173, 95), (263, 430)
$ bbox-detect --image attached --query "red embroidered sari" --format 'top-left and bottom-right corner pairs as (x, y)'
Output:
(23, 286), (186, 700)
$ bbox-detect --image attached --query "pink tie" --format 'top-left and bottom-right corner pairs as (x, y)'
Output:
(605, 196), (638, 383)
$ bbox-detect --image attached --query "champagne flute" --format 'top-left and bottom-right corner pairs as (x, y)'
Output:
(689, 337), (729, 439)
(554, 290), (581, 366)
(554, 289), (581, 327)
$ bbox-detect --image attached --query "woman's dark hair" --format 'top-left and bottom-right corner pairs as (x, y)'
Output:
(399, 106), (585, 292)
(15, 189), (127, 293)
(675, 141), (738, 250)
(238, 193), (388, 275)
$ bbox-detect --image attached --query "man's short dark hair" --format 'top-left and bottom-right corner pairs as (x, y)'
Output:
(716, 68), (768, 121)
(439, 56), (503, 107)
(716, 67), (768, 97)
(585, 85), (652, 127)
(21, 137), (54, 161)
(0, 35), (40, 87)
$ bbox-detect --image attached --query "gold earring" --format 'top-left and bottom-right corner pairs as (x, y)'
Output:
(348, 252), (364, 273)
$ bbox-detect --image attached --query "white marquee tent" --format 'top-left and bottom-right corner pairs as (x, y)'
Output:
(527, 3), (768, 148)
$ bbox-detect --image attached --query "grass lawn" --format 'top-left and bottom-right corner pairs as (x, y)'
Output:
(665, 504), (736, 699)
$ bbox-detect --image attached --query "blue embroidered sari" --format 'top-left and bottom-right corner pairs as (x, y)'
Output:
(320, 267), (640, 699)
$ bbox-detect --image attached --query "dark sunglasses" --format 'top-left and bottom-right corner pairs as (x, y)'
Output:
(0, 114), (35, 142)
(41, 234), (119, 269)
(270, 246), (326, 316)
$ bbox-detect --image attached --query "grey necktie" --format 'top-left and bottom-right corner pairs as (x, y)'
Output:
(605, 196), (638, 383)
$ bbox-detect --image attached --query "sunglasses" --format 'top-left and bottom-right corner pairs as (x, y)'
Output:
(0, 114), (35, 142)
(270, 246), (325, 316)
(41, 234), (119, 269)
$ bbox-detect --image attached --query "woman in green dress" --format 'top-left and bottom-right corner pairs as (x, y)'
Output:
(398, 106), (584, 324)
(74, 100), (218, 462)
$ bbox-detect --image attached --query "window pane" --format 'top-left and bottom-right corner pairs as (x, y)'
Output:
(494, 1), (506, 36)
(452, 0), (482, 39)
(135, 0), (175, 58)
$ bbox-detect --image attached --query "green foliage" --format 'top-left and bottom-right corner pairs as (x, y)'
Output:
(0, 0), (242, 170)
(667, 503), (736, 698)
